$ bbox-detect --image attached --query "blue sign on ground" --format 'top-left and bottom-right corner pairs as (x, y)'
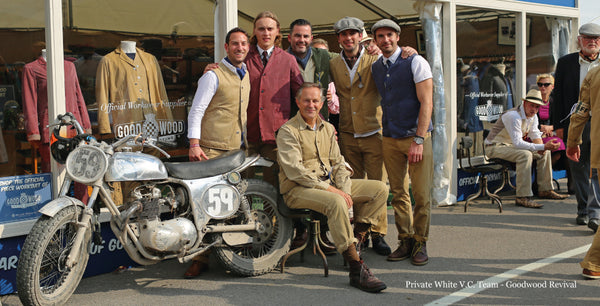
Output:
(0, 173), (52, 224)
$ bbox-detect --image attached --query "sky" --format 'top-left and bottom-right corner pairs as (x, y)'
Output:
(580, 0), (600, 25)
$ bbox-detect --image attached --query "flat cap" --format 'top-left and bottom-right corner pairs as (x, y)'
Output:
(371, 19), (401, 35)
(579, 23), (600, 37)
(334, 17), (363, 34)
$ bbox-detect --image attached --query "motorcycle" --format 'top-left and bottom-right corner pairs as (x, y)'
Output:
(16, 113), (292, 305)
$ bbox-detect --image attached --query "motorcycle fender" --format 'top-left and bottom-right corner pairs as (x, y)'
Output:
(39, 196), (86, 217)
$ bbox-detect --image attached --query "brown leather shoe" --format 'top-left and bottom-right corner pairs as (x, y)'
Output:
(583, 268), (600, 279)
(538, 190), (568, 200)
(515, 197), (543, 208)
(387, 239), (413, 261)
(183, 261), (209, 279)
(411, 241), (429, 266)
(319, 232), (337, 255)
(291, 231), (308, 249)
(349, 260), (387, 293)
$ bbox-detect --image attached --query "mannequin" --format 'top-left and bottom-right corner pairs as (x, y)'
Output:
(120, 41), (136, 54)
(22, 45), (92, 199)
(95, 40), (173, 137)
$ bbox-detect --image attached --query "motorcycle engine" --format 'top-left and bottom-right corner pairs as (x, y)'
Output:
(126, 184), (197, 253)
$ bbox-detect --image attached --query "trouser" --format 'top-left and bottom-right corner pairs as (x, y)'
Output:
(565, 122), (600, 219)
(382, 134), (433, 242)
(283, 179), (387, 253)
(247, 141), (278, 188)
(581, 169), (600, 271)
(487, 144), (554, 197)
(338, 132), (388, 236)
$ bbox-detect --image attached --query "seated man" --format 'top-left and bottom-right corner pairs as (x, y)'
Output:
(485, 89), (568, 208)
(276, 82), (387, 293)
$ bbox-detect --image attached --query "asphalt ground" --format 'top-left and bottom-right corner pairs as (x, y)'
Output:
(3, 178), (600, 305)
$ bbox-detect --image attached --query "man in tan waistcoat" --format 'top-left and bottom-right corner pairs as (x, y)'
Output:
(184, 27), (250, 277)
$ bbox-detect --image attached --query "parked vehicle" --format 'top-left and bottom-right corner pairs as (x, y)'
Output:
(16, 113), (292, 305)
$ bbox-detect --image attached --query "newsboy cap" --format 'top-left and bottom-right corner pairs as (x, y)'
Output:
(334, 17), (364, 34)
(371, 19), (401, 35)
(579, 23), (600, 37)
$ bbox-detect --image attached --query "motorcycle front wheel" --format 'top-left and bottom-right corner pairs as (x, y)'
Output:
(17, 205), (91, 306)
(214, 179), (292, 276)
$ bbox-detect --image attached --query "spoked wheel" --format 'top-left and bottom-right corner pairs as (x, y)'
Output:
(213, 179), (292, 276)
(17, 206), (91, 306)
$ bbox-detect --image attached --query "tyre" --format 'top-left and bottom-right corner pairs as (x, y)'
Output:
(214, 179), (292, 276)
(17, 206), (91, 306)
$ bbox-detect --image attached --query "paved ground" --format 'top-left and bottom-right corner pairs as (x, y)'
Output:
(3, 179), (600, 305)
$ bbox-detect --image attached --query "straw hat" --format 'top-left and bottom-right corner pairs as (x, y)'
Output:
(521, 89), (545, 106)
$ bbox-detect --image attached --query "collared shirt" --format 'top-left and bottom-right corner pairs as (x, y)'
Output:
(485, 105), (544, 151)
(338, 47), (382, 138)
(578, 53), (600, 89)
(187, 58), (247, 140)
(257, 45), (274, 61)
(381, 47), (432, 84)
(277, 113), (352, 195)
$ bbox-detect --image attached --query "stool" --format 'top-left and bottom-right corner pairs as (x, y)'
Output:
(277, 200), (330, 277)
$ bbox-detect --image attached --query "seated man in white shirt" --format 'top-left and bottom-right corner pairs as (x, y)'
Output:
(485, 89), (568, 208)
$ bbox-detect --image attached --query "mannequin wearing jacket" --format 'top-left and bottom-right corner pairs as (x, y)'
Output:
(95, 41), (172, 137)
(22, 49), (92, 173)
(22, 49), (92, 201)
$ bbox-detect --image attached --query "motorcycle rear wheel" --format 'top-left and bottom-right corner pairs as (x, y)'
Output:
(214, 179), (292, 276)
(17, 206), (91, 306)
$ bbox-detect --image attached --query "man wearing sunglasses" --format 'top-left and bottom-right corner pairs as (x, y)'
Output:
(552, 23), (600, 232)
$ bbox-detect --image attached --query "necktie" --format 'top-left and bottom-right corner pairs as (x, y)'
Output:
(236, 67), (245, 80)
(262, 51), (269, 67)
(386, 59), (392, 70)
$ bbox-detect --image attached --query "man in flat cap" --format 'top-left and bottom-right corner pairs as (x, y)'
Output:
(486, 89), (567, 208)
(370, 19), (433, 266)
(551, 22), (600, 232)
(329, 16), (419, 256)
(329, 16), (392, 256)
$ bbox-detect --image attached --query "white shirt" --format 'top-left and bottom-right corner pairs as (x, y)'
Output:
(578, 54), (600, 89)
(491, 105), (544, 151)
(381, 46), (433, 84)
(187, 58), (247, 140)
(257, 45), (274, 61)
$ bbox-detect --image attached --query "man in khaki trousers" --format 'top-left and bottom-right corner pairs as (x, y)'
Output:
(485, 89), (567, 208)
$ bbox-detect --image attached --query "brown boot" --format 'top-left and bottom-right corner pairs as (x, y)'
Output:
(183, 260), (209, 279)
(387, 238), (413, 261)
(343, 244), (386, 293)
(411, 240), (429, 266)
(319, 231), (337, 255)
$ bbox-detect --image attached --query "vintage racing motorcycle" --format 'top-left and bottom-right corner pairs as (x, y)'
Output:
(16, 113), (292, 305)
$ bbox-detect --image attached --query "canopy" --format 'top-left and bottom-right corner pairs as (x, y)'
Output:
(0, 0), (418, 36)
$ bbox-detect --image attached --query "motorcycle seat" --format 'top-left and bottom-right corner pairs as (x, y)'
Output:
(164, 149), (246, 179)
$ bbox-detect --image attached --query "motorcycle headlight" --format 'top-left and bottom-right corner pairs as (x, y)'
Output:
(66, 145), (108, 184)
(200, 184), (241, 219)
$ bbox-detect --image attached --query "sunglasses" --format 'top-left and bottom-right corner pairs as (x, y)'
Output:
(537, 82), (552, 87)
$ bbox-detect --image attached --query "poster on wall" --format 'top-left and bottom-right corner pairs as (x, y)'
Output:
(0, 173), (52, 224)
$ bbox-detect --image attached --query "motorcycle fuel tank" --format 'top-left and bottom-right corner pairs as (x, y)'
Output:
(105, 152), (168, 181)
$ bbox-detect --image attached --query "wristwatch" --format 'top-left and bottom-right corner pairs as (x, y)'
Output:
(413, 136), (424, 145)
